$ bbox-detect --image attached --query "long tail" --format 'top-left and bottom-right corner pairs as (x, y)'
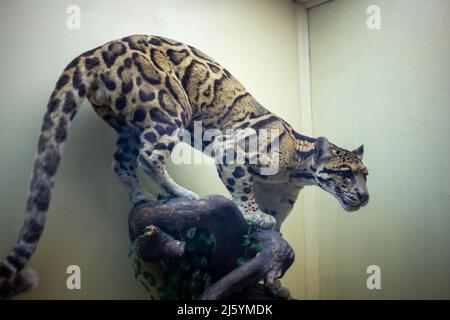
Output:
(0, 64), (90, 299)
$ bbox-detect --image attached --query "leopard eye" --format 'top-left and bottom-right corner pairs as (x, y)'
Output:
(341, 170), (353, 179)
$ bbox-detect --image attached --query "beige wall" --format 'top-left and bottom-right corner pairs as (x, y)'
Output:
(0, 0), (307, 299)
(309, 0), (450, 299)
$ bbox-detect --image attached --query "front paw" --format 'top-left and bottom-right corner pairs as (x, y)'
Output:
(170, 188), (200, 201)
(245, 211), (277, 230)
(131, 192), (157, 207)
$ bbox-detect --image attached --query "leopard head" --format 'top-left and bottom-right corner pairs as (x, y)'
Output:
(313, 137), (369, 212)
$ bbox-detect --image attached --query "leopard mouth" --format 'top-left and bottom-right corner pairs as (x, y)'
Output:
(324, 186), (369, 212)
(341, 197), (368, 212)
(343, 203), (361, 212)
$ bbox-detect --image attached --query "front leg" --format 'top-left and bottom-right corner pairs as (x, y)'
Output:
(217, 163), (276, 229)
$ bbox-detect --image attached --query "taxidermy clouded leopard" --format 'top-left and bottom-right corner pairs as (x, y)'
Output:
(0, 35), (369, 297)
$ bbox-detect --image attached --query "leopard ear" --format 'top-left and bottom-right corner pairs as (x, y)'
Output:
(352, 144), (364, 160)
(314, 137), (333, 164)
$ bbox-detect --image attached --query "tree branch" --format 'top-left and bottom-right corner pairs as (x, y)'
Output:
(128, 195), (295, 300)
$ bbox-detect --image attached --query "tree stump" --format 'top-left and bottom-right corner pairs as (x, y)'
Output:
(128, 195), (295, 300)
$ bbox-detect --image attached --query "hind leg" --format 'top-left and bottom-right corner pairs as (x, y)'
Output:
(90, 98), (154, 205)
(112, 133), (155, 205)
(138, 126), (199, 200)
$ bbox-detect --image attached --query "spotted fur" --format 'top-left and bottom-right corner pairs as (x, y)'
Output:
(0, 35), (369, 298)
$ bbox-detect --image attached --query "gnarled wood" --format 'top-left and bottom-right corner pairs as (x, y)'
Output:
(128, 194), (294, 300)
(137, 225), (185, 262)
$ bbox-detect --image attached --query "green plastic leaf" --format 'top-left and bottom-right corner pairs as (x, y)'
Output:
(128, 239), (137, 257)
(237, 257), (247, 266)
(143, 271), (156, 286)
(192, 270), (203, 280)
(190, 279), (202, 292)
(167, 273), (182, 287)
(158, 287), (168, 300)
(157, 193), (166, 200)
(200, 257), (208, 267)
(246, 220), (257, 230)
(185, 241), (196, 252)
(134, 258), (143, 274)
(139, 280), (152, 293)
(207, 233), (216, 245)
(203, 273), (212, 288)
(250, 242), (263, 252)
(242, 238), (252, 246)
(160, 260), (170, 271)
(179, 259), (191, 271)
(186, 228), (197, 240)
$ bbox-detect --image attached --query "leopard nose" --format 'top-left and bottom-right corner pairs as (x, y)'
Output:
(359, 192), (369, 204)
